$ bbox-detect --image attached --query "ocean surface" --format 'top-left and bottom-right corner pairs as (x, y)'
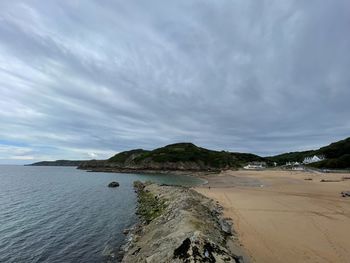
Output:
(0, 165), (204, 263)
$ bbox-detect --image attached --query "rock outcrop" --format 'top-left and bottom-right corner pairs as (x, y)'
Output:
(121, 182), (247, 263)
(108, 181), (120, 187)
(341, 191), (350, 197)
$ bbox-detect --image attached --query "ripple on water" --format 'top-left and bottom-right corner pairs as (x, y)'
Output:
(0, 166), (204, 263)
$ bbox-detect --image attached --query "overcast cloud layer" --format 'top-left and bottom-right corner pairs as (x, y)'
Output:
(1, 0), (350, 164)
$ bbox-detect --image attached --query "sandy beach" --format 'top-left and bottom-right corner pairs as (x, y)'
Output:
(195, 170), (350, 263)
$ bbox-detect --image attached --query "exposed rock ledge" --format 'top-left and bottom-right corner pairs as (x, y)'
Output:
(120, 182), (248, 263)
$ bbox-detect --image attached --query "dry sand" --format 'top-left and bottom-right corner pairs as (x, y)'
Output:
(195, 170), (350, 263)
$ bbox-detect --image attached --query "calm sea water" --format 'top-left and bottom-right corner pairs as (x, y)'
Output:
(0, 166), (204, 263)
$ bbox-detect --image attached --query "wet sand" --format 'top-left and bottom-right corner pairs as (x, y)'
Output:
(195, 170), (350, 263)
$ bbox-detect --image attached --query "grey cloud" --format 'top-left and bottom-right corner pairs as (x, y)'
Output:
(0, 0), (350, 163)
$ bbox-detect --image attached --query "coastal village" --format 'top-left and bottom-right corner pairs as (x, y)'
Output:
(243, 155), (325, 171)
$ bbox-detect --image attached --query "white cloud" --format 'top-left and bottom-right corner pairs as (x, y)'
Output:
(88, 152), (98, 158)
(10, 155), (35, 160)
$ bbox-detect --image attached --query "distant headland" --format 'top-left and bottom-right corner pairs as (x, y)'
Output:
(28, 160), (87, 166)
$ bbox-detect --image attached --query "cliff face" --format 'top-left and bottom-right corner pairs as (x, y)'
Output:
(121, 182), (247, 263)
(79, 143), (265, 172)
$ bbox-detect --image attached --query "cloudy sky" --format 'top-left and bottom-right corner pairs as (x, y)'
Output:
(0, 0), (349, 164)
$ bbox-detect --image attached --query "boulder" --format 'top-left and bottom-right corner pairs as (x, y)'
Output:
(341, 191), (350, 197)
(108, 181), (120, 188)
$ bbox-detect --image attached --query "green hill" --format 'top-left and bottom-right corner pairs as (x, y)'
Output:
(268, 137), (350, 169)
(266, 150), (316, 165)
(79, 143), (265, 171)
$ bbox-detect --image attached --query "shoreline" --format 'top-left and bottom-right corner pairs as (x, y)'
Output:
(79, 166), (222, 177)
(195, 169), (350, 263)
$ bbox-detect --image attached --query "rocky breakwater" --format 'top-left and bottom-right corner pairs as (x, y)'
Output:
(121, 182), (247, 263)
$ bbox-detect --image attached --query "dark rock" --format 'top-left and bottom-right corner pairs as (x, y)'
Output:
(203, 242), (217, 263)
(173, 238), (191, 260)
(131, 247), (141, 255)
(108, 181), (120, 187)
(341, 191), (350, 197)
(320, 179), (341, 183)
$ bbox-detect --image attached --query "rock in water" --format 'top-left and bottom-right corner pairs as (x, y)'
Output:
(108, 181), (120, 187)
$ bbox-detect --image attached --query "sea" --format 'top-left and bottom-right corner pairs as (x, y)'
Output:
(0, 165), (204, 263)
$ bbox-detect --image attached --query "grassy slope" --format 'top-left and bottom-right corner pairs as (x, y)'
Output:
(266, 150), (315, 165)
(268, 137), (350, 169)
(107, 143), (265, 169)
(311, 137), (350, 168)
(108, 149), (149, 163)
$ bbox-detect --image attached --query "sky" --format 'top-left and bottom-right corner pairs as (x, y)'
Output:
(1, 0), (350, 164)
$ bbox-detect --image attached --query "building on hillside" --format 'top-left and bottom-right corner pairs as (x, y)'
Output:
(284, 161), (304, 171)
(244, 162), (266, 170)
(286, 161), (301, 166)
(303, 155), (325, 164)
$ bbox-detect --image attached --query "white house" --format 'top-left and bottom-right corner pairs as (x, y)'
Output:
(303, 155), (325, 164)
(244, 162), (266, 170)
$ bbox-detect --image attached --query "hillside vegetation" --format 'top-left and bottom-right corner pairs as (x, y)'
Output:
(268, 137), (350, 169)
(79, 143), (265, 171)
